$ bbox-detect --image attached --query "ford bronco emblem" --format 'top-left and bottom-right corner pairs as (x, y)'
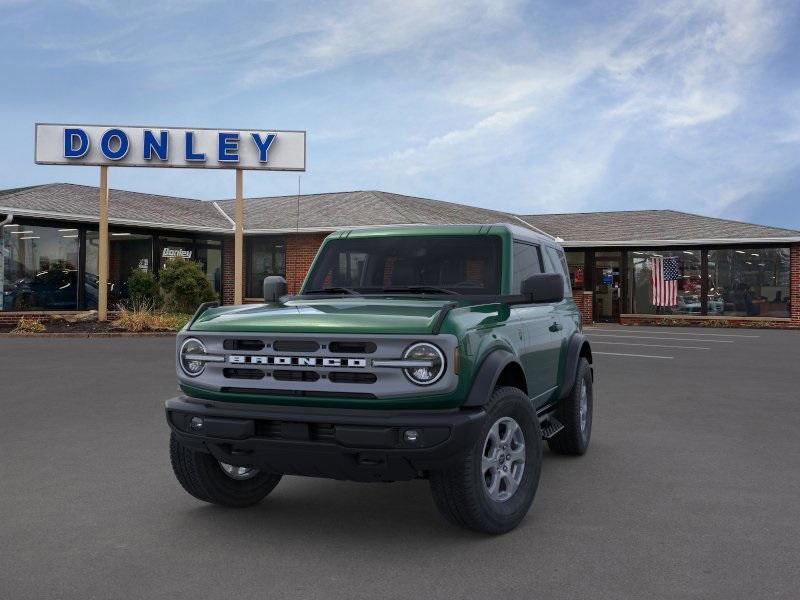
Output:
(228, 355), (367, 368)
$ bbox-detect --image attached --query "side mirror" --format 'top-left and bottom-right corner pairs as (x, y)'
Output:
(263, 275), (288, 303)
(521, 273), (564, 303)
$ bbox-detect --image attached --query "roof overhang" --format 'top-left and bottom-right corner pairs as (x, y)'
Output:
(560, 237), (800, 247)
(0, 206), (231, 234)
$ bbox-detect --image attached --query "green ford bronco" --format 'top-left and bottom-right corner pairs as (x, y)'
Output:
(166, 224), (594, 534)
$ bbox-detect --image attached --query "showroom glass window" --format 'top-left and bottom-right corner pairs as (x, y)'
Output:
(196, 239), (223, 298)
(707, 248), (790, 317)
(1, 223), (80, 310)
(85, 230), (154, 308)
(247, 236), (286, 297)
(628, 249), (702, 314)
(159, 236), (195, 271)
(564, 251), (586, 290)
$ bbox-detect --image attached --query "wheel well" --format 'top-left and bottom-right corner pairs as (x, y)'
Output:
(580, 341), (592, 364)
(495, 361), (528, 395)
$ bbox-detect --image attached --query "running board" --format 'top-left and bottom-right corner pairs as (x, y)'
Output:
(539, 416), (564, 440)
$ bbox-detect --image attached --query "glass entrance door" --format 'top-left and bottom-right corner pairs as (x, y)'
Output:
(594, 251), (622, 322)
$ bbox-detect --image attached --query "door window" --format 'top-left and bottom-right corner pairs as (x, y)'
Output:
(594, 251), (622, 321)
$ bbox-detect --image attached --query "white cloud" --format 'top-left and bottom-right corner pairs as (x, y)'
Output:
(379, 106), (536, 175)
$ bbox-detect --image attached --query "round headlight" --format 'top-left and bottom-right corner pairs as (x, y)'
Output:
(403, 342), (445, 385)
(180, 338), (207, 377)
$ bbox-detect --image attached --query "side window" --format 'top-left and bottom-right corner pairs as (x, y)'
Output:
(512, 241), (542, 293)
(545, 246), (572, 298)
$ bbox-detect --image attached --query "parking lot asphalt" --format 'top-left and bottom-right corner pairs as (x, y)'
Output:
(1, 327), (799, 600)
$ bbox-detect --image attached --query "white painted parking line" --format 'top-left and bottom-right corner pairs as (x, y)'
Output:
(587, 334), (734, 343)
(585, 328), (759, 338)
(593, 352), (674, 359)
(591, 341), (710, 350)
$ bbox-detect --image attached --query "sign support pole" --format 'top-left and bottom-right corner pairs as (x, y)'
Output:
(234, 168), (244, 304)
(98, 166), (109, 321)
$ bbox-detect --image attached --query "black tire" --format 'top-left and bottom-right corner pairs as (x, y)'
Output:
(169, 433), (282, 507)
(429, 387), (542, 534)
(548, 357), (593, 455)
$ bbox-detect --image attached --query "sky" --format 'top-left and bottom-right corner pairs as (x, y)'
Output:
(1, 0), (798, 229)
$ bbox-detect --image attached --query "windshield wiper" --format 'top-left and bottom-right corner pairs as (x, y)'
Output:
(303, 286), (361, 295)
(381, 285), (458, 295)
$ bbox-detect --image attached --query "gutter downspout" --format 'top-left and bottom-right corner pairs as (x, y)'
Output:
(0, 213), (11, 226)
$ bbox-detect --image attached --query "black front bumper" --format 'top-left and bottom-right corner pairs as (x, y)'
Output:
(166, 396), (486, 482)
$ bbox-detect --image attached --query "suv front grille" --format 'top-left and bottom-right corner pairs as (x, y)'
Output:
(328, 341), (376, 354)
(273, 370), (320, 382)
(223, 368), (265, 380)
(328, 371), (377, 384)
(223, 339), (265, 351)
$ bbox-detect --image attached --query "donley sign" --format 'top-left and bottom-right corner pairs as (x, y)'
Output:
(33, 122), (306, 319)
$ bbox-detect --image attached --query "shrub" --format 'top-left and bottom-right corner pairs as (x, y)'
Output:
(127, 269), (162, 308)
(113, 301), (192, 332)
(11, 316), (46, 334)
(158, 259), (217, 314)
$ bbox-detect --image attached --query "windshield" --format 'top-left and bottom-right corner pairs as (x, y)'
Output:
(303, 235), (502, 295)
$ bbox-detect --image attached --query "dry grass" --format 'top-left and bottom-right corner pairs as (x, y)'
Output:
(113, 302), (191, 332)
(11, 317), (46, 334)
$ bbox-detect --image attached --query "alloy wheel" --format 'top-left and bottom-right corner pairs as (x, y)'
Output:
(481, 416), (526, 502)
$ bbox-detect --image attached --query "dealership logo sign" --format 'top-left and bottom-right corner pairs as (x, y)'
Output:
(34, 123), (306, 171)
(162, 247), (192, 260)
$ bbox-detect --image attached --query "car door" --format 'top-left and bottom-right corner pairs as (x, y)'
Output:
(511, 241), (560, 405)
(543, 246), (579, 386)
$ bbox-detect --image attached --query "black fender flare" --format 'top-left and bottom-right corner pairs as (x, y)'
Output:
(559, 332), (593, 400)
(462, 349), (523, 407)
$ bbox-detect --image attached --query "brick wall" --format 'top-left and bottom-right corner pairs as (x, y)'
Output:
(285, 233), (328, 293)
(574, 291), (593, 325)
(619, 314), (798, 329)
(791, 244), (800, 325)
(221, 237), (236, 305)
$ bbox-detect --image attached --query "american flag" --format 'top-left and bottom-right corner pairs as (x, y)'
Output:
(651, 256), (679, 306)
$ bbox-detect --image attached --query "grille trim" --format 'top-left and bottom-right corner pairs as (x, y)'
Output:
(329, 371), (377, 384)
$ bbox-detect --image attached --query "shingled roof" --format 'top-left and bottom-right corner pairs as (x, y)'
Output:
(214, 190), (526, 231)
(0, 183), (230, 232)
(1, 183), (798, 243)
(519, 209), (800, 245)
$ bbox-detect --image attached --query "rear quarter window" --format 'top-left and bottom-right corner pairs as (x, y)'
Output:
(544, 246), (572, 298)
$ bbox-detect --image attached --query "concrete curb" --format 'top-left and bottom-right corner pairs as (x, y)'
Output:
(0, 332), (177, 338)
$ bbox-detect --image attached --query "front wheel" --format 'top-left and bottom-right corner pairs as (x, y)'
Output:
(169, 433), (282, 507)
(429, 387), (542, 534)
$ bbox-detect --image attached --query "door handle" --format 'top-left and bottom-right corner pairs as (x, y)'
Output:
(549, 322), (562, 332)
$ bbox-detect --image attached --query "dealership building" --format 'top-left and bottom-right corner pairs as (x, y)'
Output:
(1, 182), (798, 328)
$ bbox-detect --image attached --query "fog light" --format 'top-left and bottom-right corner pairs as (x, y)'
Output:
(189, 416), (204, 431)
(404, 429), (420, 443)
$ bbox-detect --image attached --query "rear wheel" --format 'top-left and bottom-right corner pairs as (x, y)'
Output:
(429, 387), (542, 534)
(548, 357), (593, 455)
(169, 433), (282, 507)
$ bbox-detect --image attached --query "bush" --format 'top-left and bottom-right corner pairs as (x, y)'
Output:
(113, 301), (192, 332)
(127, 269), (162, 308)
(11, 316), (46, 334)
(159, 259), (217, 314)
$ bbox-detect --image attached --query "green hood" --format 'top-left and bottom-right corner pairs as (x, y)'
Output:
(190, 298), (456, 335)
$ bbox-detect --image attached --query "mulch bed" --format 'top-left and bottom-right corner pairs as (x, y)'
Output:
(0, 318), (176, 336)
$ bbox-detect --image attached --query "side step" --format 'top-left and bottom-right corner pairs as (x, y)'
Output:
(539, 416), (564, 440)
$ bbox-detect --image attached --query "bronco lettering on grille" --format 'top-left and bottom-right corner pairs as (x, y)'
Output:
(227, 355), (367, 368)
